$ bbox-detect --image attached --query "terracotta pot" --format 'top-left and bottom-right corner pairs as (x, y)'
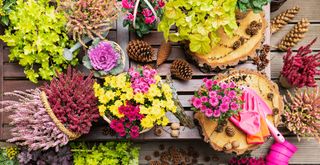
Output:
(279, 75), (294, 89)
(271, 0), (287, 12)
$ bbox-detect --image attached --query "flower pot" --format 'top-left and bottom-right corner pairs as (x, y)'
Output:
(279, 75), (294, 89)
(271, 0), (287, 12)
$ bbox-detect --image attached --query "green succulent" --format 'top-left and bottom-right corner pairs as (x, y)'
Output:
(71, 142), (139, 165)
(0, 0), (78, 83)
(237, 0), (270, 13)
(158, 0), (238, 55)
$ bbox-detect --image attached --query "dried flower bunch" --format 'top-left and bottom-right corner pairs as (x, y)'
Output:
(284, 88), (320, 142)
(122, 0), (165, 37)
(83, 40), (125, 77)
(94, 66), (177, 138)
(42, 67), (99, 135)
(0, 89), (69, 151)
(59, 0), (119, 46)
(280, 38), (320, 88)
(18, 146), (72, 165)
(191, 78), (243, 123)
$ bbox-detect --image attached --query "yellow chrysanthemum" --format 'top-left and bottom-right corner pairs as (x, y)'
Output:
(141, 116), (154, 128)
(161, 83), (172, 94)
(161, 117), (169, 126)
(155, 75), (161, 83)
(166, 99), (177, 113)
(139, 105), (149, 114)
(134, 92), (145, 104)
(98, 105), (107, 116)
(95, 88), (105, 97)
(147, 84), (162, 98)
(98, 94), (110, 104)
(105, 91), (116, 101)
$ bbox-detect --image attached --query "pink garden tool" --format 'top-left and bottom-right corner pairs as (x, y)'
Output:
(266, 140), (298, 165)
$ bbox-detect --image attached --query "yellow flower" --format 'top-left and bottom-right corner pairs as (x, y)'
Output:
(139, 106), (149, 114)
(161, 117), (169, 126)
(161, 83), (172, 93)
(96, 88), (105, 97)
(125, 89), (134, 100)
(115, 73), (127, 88)
(98, 105), (107, 116)
(141, 115), (154, 128)
(109, 105), (124, 118)
(105, 91), (115, 101)
(166, 99), (177, 113)
(147, 84), (162, 97)
(134, 92), (145, 104)
(93, 82), (100, 91)
(98, 94), (110, 104)
(116, 90), (122, 96)
(104, 76), (111, 86)
(155, 75), (161, 83)
(152, 99), (161, 107)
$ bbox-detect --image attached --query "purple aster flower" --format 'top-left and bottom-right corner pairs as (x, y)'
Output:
(88, 41), (119, 72)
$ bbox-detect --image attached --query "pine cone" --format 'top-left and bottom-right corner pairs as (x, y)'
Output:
(157, 41), (172, 66)
(225, 126), (235, 137)
(246, 21), (262, 36)
(170, 59), (193, 80)
(271, 6), (300, 34)
(278, 18), (309, 51)
(127, 40), (154, 62)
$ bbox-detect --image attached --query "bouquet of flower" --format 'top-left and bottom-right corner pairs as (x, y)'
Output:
(121, 0), (165, 37)
(191, 78), (243, 123)
(93, 66), (177, 138)
(83, 40), (126, 77)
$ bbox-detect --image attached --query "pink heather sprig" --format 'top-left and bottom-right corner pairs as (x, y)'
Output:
(88, 41), (119, 72)
(191, 78), (243, 122)
(128, 66), (157, 94)
(110, 103), (144, 138)
(281, 38), (320, 88)
(228, 156), (265, 165)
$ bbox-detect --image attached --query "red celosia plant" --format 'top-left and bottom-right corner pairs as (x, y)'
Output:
(280, 38), (320, 88)
(42, 67), (99, 135)
(228, 156), (265, 165)
(0, 89), (69, 151)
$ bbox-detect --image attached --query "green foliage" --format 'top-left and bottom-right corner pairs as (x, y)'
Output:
(0, 147), (19, 165)
(237, 0), (269, 13)
(0, 0), (17, 26)
(158, 0), (238, 54)
(71, 142), (140, 165)
(0, 0), (78, 83)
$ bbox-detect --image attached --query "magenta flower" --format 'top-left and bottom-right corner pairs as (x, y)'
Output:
(213, 110), (221, 117)
(213, 80), (218, 85)
(205, 79), (213, 89)
(142, 8), (153, 17)
(205, 109), (214, 117)
(145, 16), (156, 24)
(200, 105), (207, 112)
(230, 102), (239, 110)
(130, 130), (139, 138)
(209, 97), (219, 107)
(192, 98), (202, 109)
(219, 103), (229, 113)
(126, 13), (134, 21)
(122, 0), (134, 9)
(158, 0), (165, 7)
(143, 69), (151, 77)
(229, 81), (236, 88)
(119, 131), (126, 137)
(209, 91), (217, 98)
(228, 90), (237, 98)
(88, 41), (119, 72)
(200, 96), (208, 103)
(222, 96), (231, 103)
(202, 78), (208, 83)
(220, 82), (228, 89)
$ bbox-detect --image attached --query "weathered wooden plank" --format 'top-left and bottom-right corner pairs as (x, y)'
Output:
(0, 42), (4, 140)
(271, 0), (320, 22)
(271, 24), (320, 50)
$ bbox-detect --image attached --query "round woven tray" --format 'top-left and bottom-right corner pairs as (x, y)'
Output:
(194, 69), (284, 155)
(40, 91), (81, 140)
(102, 115), (152, 134)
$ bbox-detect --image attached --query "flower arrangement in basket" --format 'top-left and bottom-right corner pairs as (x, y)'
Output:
(0, 67), (99, 152)
(191, 78), (243, 123)
(121, 0), (165, 37)
(83, 40), (127, 78)
(93, 66), (177, 138)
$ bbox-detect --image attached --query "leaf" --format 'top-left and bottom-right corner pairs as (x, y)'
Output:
(82, 55), (93, 70)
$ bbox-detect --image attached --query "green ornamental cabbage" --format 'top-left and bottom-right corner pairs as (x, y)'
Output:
(237, 0), (270, 13)
(158, 0), (238, 54)
(0, 0), (78, 83)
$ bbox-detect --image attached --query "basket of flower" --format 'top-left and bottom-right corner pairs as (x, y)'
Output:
(83, 40), (127, 78)
(193, 69), (283, 155)
(121, 0), (165, 37)
(93, 66), (177, 138)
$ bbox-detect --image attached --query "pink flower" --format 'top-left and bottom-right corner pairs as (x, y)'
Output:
(200, 96), (208, 103)
(119, 131), (126, 137)
(205, 109), (213, 117)
(228, 90), (237, 98)
(209, 91), (217, 98)
(143, 69), (151, 77)
(134, 88), (142, 93)
(130, 130), (139, 138)
(126, 13), (134, 21)
(219, 103), (229, 113)
(192, 97), (202, 109)
(213, 80), (218, 85)
(145, 16), (156, 24)
(220, 82), (228, 89)
(200, 105), (207, 112)
(158, 0), (165, 7)
(122, 0), (134, 9)
(142, 8), (153, 17)
(203, 78), (208, 83)
(230, 102), (239, 110)
(131, 125), (140, 132)
(222, 96), (231, 103)
(229, 81), (236, 88)
(213, 110), (221, 117)
(209, 97), (219, 107)
(205, 79), (213, 89)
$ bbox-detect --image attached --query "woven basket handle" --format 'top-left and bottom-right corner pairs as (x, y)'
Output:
(133, 0), (159, 29)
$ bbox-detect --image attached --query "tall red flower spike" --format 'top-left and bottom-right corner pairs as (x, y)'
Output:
(42, 67), (99, 135)
(281, 38), (320, 88)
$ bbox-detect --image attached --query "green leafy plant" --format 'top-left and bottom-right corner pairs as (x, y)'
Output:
(71, 142), (139, 165)
(0, 0), (17, 26)
(237, 0), (269, 13)
(0, 0), (78, 83)
(0, 146), (19, 165)
(158, 0), (238, 54)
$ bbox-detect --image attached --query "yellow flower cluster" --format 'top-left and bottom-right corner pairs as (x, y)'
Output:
(5, 146), (18, 160)
(93, 72), (177, 129)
